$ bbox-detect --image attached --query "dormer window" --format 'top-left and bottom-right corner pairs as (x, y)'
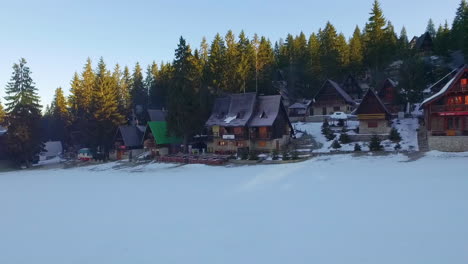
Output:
(260, 111), (267, 119)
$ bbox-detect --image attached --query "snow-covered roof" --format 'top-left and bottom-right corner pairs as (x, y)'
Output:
(421, 65), (466, 107)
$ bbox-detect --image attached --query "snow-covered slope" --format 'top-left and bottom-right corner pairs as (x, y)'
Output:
(1, 154), (468, 264)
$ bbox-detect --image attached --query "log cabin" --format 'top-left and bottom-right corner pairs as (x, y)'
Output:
(312, 79), (356, 116)
(142, 109), (182, 156)
(355, 89), (392, 134)
(421, 65), (468, 152)
(205, 93), (293, 154)
(113, 125), (146, 160)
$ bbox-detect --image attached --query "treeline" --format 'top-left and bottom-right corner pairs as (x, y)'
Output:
(0, 0), (467, 166)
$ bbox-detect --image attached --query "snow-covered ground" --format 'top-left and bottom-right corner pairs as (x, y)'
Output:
(1, 153), (468, 264)
(294, 118), (419, 153)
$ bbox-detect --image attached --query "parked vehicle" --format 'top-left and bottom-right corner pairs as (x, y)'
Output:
(78, 148), (92, 161)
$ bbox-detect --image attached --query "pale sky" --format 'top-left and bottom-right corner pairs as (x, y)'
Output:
(0, 0), (460, 106)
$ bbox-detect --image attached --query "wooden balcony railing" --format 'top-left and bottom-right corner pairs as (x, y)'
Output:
(431, 104), (468, 113)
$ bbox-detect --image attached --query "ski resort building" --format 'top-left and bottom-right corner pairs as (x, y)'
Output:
(421, 65), (468, 152)
(205, 93), (293, 154)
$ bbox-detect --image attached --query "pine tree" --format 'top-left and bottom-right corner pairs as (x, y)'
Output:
(48, 87), (71, 142)
(131, 62), (147, 121)
(3, 58), (43, 166)
(349, 26), (364, 74)
(426, 19), (437, 39)
(68, 72), (84, 120)
(256, 37), (276, 94)
(306, 33), (322, 96)
(451, 0), (468, 53)
(383, 21), (398, 62)
(318, 22), (341, 79)
(337, 33), (350, 73)
(434, 21), (452, 56)
(208, 33), (226, 93)
(120, 66), (132, 118)
(237, 31), (255, 93)
(81, 58), (95, 115)
(397, 26), (410, 58)
(365, 0), (387, 71)
(398, 56), (427, 104)
(167, 37), (202, 152)
(91, 58), (125, 152)
(369, 135), (383, 151)
(224, 30), (240, 92)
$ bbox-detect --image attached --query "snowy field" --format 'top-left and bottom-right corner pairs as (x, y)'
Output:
(1, 152), (468, 264)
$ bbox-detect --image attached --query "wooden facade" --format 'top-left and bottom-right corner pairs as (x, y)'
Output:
(378, 78), (401, 114)
(355, 89), (392, 134)
(206, 94), (293, 154)
(422, 65), (468, 137)
(312, 80), (356, 116)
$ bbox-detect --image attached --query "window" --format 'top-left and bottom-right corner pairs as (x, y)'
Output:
(461, 78), (467, 89)
(258, 141), (267, 147)
(333, 106), (340, 111)
(448, 96), (463, 105)
(368, 121), (378, 128)
(465, 95), (468, 105)
(259, 127), (268, 138)
(447, 117), (460, 130)
(236, 141), (244, 147)
(218, 141), (227, 146)
(234, 127), (243, 135)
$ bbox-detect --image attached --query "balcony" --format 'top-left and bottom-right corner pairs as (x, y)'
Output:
(431, 104), (468, 113)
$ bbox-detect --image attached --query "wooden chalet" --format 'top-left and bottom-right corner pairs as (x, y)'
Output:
(142, 109), (182, 156)
(421, 65), (468, 152)
(378, 78), (402, 114)
(410, 32), (433, 54)
(205, 93), (293, 154)
(341, 75), (365, 100)
(312, 79), (356, 116)
(113, 125), (146, 160)
(355, 89), (392, 134)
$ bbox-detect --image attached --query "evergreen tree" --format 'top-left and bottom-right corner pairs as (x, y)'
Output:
(68, 72), (84, 120)
(91, 58), (125, 152)
(3, 58), (43, 166)
(208, 33), (226, 93)
(364, 0), (388, 71)
(397, 56), (427, 104)
(120, 66), (132, 118)
(306, 33), (322, 96)
(199, 37), (210, 63)
(48, 87), (71, 142)
(451, 0), (468, 54)
(237, 31), (255, 93)
(369, 135), (383, 151)
(318, 22), (341, 79)
(131, 62), (147, 121)
(256, 37), (276, 94)
(383, 21), (398, 62)
(397, 26), (410, 58)
(434, 21), (452, 56)
(81, 58), (95, 115)
(0, 100), (5, 125)
(224, 30), (240, 92)
(426, 18), (437, 39)
(167, 37), (202, 152)
(337, 33), (350, 73)
(349, 26), (364, 75)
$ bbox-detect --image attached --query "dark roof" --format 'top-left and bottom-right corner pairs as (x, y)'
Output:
(415, 32), (433, 50)
(315, 79), (355, 105)
(116, 125), (145, 147)
(147, 109), (167, 122)
(249, 95), (282, 127)
(205, 93), (256, 127)
(355, 89), (391, 116)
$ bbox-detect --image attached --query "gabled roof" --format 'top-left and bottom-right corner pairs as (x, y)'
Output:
(116, 125), (145, 147)
(355, 89), (391, 116)
(205, 93), (257, 127)
(249, 95), (282, 127)
(415, 32), (433, 50)
(315, 79), (355, 105)
(147, 121), (182, 145)
(421, 65), (467, 107)
(148, 109), (167, 122)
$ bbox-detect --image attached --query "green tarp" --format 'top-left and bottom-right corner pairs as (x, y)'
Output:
(147, 121), (182, 145)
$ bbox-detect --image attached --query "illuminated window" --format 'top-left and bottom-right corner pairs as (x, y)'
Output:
(461, 78), (467, 88)
(465, 96), (468, 105)
(368, 121), (378, 128)
(259, 127), (268, 138)
(258, 141), (267, 147)
(236, 141), (244, 147)
(218, 141), (227, 146)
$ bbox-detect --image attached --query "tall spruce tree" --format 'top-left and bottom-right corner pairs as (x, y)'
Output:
(224, 30), (240, 92)
(91, 58), (125, 152)
(349, 26), (364, 75)
(47, 87), (71, 143)
(208, 33), (226, 93)
(130, 62), (147, 121)
(397, 26), (410, 58)
(3, 58), (43, 166)
(167, 37), (201, 152)
(451, 0), (468, 54)
(365, 0), (387, 71)
(318, 22), (341, 79)
(306, 33), (322, 96)
(426, 19), (437, 39)
(81, 58), (95, 115)
(256, 37), (276, 95)
(434, 21), (452, 56)
(119, 66), (132, 118)
(237, 31), (255, 93)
